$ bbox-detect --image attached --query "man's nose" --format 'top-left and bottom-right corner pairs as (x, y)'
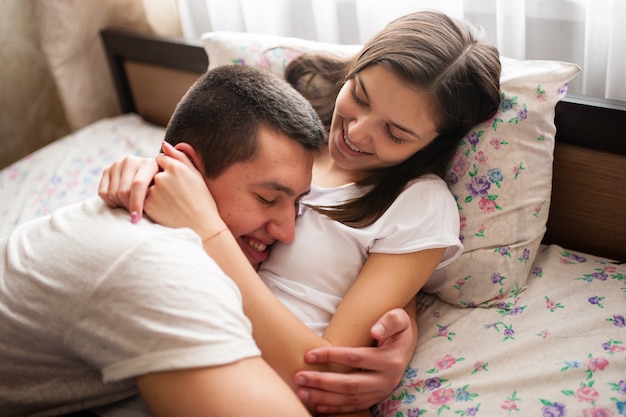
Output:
(266, 208), (297, 244)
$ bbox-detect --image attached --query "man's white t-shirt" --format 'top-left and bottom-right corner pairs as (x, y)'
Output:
(259, 175), (463, 335)
(0, 198), (260, 417)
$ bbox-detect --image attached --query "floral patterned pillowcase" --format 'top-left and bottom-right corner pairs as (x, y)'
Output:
(202, 32), (580, 307)
(425, 57), (581, 307)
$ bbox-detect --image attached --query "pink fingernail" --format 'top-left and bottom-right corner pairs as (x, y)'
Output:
(131, 211), (139, 223)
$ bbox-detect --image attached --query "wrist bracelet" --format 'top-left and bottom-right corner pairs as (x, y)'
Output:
(202, 228), (228, 245)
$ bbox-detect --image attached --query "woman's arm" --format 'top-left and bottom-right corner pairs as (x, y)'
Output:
(99, 145), (417, 412)
(143, 146), (438, 370)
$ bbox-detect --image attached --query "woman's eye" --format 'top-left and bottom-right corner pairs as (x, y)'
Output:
(386, 127), (405, 144)
(351, 88), (367, 107)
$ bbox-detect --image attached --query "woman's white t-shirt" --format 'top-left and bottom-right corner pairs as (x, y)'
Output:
(259, 175), (463, 335)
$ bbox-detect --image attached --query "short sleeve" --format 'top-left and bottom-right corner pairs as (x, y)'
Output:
(370, 176), (463, 268)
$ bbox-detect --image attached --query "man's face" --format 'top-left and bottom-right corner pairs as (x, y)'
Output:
(206, 125), (315, 268)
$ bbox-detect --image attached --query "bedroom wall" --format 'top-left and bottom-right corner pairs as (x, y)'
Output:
(0, 0), (70, 170)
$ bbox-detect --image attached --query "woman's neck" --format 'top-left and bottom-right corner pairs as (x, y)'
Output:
(312, 144), (361, 188)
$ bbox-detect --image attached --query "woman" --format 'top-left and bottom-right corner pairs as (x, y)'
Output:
(100, 11), (501, 416)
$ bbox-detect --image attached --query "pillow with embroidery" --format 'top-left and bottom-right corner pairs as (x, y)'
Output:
(201, 31), (580, 307)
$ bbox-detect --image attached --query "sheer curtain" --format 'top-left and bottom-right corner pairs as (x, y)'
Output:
(175, 0), (625, 101)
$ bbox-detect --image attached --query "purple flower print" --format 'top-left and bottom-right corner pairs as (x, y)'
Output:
(588, 296), (605, 308)
(619, 380), (626, 394)
(609, 315), (625, 328)
(466, 131), (481, 148)
(446, 171), (459, 186)
(532, 266), (544, 277)
(465, 406), (480, 416)
(492, 272), (505, 285)
(509, 104), (528, 124)
(424, 377), (442, 391)
(591, 271), (609, 281)
(541, 401), (566, 417)
(497, 246), (511, 256)
(503, 327), (515, 339)
(557, 83), (569, 96)
(518, 248), (531, 264)
(407, 408), (422, 417)
(466, 175), (491, 198)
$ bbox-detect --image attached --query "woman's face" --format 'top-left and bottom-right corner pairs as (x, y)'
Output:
(328, 64), (439, 176)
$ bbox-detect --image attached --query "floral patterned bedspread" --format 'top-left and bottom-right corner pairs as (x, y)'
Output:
(375, 245), (626, 417)
(1, 114), (624, 417)
(0, 114), (164, 238)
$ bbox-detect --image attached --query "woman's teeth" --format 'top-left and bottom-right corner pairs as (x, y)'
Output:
(344, 133), (365, 153)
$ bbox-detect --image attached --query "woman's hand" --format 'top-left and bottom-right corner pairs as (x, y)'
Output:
(143, 142), (226, 240)
(98, 155), (158, 222)
(294, 307), (416, 414)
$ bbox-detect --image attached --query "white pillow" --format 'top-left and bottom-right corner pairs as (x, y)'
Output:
(202, 31), (580, 307)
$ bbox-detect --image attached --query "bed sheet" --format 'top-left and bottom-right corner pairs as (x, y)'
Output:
(376, 244), (626, 417)
(0, 114), (164, 238)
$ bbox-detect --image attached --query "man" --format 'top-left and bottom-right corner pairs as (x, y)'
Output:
(0, 65), (412, 417)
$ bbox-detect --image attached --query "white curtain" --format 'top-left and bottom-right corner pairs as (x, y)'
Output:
(175, 0), (626, 101)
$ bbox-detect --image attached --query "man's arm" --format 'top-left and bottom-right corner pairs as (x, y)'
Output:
(294, 303), (418, 414)
(138, 357), (311, 417)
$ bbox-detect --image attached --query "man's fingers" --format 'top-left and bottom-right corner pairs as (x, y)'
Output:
(370, 308), (410, 341)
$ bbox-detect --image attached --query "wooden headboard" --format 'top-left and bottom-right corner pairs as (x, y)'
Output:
(101, 29), (626, 262)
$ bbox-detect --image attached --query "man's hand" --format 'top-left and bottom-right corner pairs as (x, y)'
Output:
(294, 307), (417, 414)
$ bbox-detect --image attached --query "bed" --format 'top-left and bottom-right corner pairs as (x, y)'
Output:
(1, 29), (624, 417)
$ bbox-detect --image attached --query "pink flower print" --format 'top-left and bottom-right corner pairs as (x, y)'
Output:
(533, 202), (544, 217)
(460, 216), (467, 231)
(603, 265), (617, 273)
(501, 399), (519, 411)
(474, 150), (488, 165)
(479, 197), (498, 213)
(545, 296), (564, 312)
(428, 387), (455, 408)
(585, 356), (609, 372)
(512, 162), (525, 179)
(490, 137), (508, 149)
(435, 324), (456, 341)
(472, 361), (488, 373)
(379, 398), (402, 415)
(451, 151), (470, 177)
(475, 224), (485, 238)
(538, 329), (551, 339)
(582, 406), (614, 417)
(575, 386), (600, 403)
(434, 354), (457, 371)
(536, 85), (547, 101)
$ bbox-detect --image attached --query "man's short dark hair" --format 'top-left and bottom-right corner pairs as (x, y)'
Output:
(164, 64), (325, 178)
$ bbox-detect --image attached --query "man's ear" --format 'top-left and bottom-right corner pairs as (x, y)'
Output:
(173, 142), (205, 173)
